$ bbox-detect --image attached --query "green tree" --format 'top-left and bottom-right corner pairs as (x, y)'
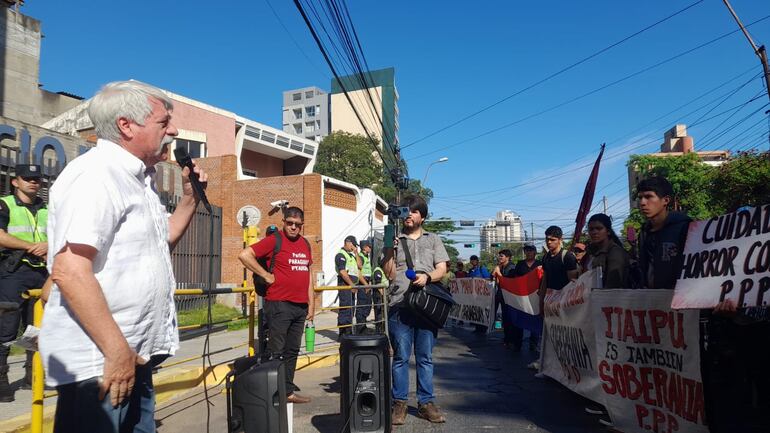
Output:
(314, 131), (383, 187)
(710, 150), (770, 212)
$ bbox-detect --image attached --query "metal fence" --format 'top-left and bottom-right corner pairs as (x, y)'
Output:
(162, 193), (223, 312)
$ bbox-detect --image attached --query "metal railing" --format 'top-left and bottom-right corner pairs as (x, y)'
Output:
(20, 282), (390, 432)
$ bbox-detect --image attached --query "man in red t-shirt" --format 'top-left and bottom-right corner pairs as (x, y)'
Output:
(238, 206), (314, 404)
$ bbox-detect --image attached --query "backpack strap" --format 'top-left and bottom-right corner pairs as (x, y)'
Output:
(268, 231), (282, 272)
(400, 236), (415, 270)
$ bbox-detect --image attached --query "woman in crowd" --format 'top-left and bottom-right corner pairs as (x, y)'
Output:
(586, 213), (630, 289)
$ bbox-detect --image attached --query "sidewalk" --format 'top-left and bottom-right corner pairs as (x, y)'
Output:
(0, 310), (343, 433)
(156, 325), (608, 433)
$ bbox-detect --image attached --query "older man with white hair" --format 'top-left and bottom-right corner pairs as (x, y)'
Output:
(40, 80), (208, 433)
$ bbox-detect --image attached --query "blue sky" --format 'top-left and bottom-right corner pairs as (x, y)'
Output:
(25, 1), (770, 258)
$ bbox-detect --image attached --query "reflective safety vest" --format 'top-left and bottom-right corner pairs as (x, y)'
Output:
(372, 266), (389, 286)
(338, 249), (359, 279)
(1, 195), (47, 268)
(359, 252), (372, 277)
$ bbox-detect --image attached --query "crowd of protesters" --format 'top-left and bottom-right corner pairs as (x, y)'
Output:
(451, 175), (767, 433)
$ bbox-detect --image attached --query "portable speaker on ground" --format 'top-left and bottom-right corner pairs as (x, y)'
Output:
(226, 357), (288, 433)
(340, 334), (391, 433)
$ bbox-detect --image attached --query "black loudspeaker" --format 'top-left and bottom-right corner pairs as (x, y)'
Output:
(340, 334), (391, 433)
(227, 357), (288, 433)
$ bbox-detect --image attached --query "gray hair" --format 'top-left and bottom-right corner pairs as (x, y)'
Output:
(87, 80), (173, 143)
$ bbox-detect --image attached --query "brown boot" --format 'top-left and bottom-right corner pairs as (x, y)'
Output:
(392, 399), (407, 425)
(417, 402), (445, 423)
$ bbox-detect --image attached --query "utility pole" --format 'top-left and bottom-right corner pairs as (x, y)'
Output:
(603, 195), (608, 215)
(722, 0), (770, 103)
(530, 222), (535, 242)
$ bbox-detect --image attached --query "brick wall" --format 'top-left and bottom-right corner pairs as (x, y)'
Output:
(195, 155), (324, 309)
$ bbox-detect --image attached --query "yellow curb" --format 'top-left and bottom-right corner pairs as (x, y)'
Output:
(0, 352), (338, 433)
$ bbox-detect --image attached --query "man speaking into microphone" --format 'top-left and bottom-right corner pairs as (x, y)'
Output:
(40, 81), (208, 433)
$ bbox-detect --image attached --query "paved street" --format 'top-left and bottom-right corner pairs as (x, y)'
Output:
(157, 325), (607, 433)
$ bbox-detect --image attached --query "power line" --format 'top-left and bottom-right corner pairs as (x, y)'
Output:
(400, 0), (706, 150)
(293, 0), (396, 174)
(408, 13), (770, 161)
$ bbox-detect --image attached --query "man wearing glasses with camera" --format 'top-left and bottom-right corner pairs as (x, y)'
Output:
(0, 164), (48, 402)
(239, 206), (314, 404)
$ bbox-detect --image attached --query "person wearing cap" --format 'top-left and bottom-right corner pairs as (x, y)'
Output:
(467, 255), (490, 278)
(355, 240), (374, 334)
(335, 235), (362, 336)
(0, 163), (49, 402)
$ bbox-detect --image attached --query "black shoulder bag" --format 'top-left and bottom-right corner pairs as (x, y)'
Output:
(401, 239), (456, 330)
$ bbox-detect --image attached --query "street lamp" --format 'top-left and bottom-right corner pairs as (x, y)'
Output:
(422, 157), (449, 185)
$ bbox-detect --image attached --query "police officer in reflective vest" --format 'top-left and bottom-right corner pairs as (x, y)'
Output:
(0, 164), (49, 402)
(371, 262), (388, 333)
(335, 236), (361, 336)
(355, 240), (374, 334)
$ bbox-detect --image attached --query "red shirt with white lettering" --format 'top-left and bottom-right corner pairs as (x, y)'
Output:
(250, 231), (312, 303)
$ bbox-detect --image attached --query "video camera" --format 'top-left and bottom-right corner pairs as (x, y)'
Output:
(386, 204), (409, 221)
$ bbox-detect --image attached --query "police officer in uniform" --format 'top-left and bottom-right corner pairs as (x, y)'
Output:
(371, 259), (388, 333)
(336, 236), (361, 336)
(355, 240), (374, 334)
(0, 164), (48, 402)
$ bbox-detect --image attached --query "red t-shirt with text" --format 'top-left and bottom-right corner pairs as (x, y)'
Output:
(250, 231), (312, 303)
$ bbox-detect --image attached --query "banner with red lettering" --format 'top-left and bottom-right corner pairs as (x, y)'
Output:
(673, 204), (770, 309)
(541, 268), (603, 403)
(593, 289), (707, 433)
(447, 278), (495, 329)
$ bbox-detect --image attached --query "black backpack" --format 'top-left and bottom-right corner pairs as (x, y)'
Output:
(253, 232), (311, 297)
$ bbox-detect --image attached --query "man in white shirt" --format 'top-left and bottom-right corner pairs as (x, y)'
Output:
(39, 81), (208, 433)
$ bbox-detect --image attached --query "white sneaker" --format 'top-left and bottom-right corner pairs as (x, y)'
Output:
(527, 361), (540, 370)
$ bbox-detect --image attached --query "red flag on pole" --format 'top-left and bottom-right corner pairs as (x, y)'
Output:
(572, 143), (605, 246)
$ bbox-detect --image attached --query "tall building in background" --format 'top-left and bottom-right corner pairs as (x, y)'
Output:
(282, 86), (330, 142)
(330, 67), (399, 168)
(480, 210), (525, 253)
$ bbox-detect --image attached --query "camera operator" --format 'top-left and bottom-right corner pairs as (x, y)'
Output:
(382, 195), (448, 425)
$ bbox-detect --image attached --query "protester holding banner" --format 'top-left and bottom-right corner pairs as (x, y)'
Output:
(454, 261), (467, 278)
(636, 176), (691, 290)
(491, 249), (517, 349)
(467, 255), (490, 278)
(586, 213), (629, 289)
(510, 244), (541, 352)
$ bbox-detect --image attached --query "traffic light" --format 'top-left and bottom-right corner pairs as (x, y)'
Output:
(491, 243), (502, 247)
(463, 243), (476, 248)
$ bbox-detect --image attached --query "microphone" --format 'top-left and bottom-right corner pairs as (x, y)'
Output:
(405, 269), (417, 281)
(173, 147), (212, 212)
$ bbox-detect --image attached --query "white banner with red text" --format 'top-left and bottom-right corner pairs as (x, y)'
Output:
(592, 289), (707, 433)
(541, 268), (603, 403)
(447, 278), (495, 329)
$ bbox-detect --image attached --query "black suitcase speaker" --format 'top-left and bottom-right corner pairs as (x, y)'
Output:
(340, 334), (391, 433)
(226, 357), (288, 433)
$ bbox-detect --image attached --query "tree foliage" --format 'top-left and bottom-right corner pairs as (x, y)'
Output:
(314, 131), (383, 187)
(424, 217), (459, 265)
(624, 151), (770, 233)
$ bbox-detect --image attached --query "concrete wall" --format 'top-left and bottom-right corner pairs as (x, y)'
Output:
(240, 148), (283, 178)
(0, 115), (91, 169)
(0, 8), (80, 125)
(330, 87), (383, 140)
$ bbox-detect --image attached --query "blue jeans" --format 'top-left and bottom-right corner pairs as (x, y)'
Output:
(53, 358), (159, 433)
(389, 308), (437, 405)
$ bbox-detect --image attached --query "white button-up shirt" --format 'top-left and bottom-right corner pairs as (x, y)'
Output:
(40, 139), (179, 386)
